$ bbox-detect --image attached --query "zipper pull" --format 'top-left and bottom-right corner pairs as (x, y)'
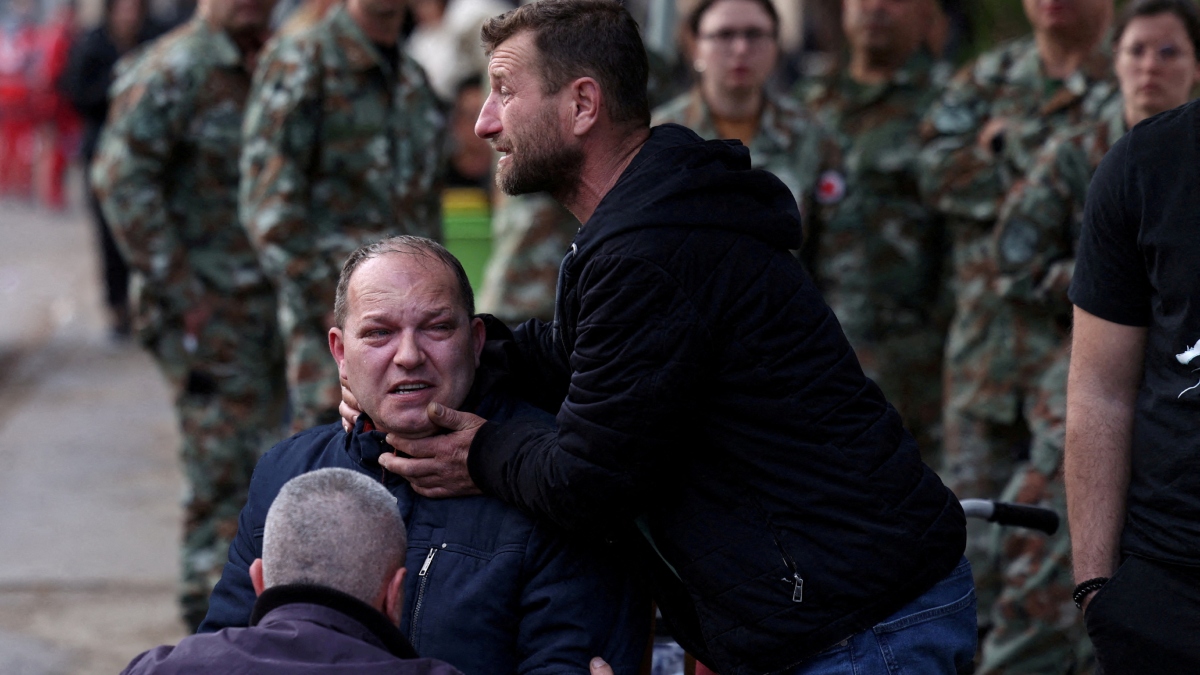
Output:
(418, 547), (437, 576)
(792, 574), (804, 603)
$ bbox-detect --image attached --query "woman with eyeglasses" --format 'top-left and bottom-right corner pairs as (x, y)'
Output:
(652, 0), (848, 247)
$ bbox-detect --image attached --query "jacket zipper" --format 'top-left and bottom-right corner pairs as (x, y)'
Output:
(409, 545), (442, 648)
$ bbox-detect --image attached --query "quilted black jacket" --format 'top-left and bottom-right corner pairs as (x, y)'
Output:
(469, 124), (966, 675)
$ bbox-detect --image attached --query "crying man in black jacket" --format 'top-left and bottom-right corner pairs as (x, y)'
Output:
(354, 2), (973, 674)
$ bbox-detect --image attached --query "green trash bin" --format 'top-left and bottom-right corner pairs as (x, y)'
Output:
(442, 187), (492, 293)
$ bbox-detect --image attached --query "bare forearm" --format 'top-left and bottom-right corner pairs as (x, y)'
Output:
(1064, 308), (1146, 583)
(1064, 389), (1132, 581)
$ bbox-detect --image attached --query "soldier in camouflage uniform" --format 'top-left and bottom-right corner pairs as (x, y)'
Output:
(91, 0), (287, 630)
(240, 0), (446, 430)
(800, 0), (950, 467)
(918, 0), (1118, 671)
(653, 0), (847, 256)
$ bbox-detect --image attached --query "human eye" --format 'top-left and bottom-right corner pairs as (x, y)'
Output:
(1160, 44), (1182, 61)
(715, 28), (738, 43)
(360, 326), (391, 340)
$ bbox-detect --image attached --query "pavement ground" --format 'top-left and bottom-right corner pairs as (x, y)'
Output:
(0, 196), (187, 674)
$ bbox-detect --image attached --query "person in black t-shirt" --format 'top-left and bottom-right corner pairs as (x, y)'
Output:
(1066, 91), (1200, 671)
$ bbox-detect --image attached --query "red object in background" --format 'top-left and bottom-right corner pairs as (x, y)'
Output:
(35, 9), (80, 209)
(0, 22), (40, 199)
(694, 663), (718, 675)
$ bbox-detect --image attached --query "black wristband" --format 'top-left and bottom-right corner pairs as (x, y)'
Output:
(1072, 577), (1109, 608)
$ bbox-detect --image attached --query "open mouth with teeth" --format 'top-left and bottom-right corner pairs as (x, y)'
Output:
(390, 383), (432, 394)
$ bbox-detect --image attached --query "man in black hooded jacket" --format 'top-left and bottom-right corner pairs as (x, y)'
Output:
(362, 2), (972, 674)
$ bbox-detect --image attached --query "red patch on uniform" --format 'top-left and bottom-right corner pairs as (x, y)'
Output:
(815, 170), (846, 205)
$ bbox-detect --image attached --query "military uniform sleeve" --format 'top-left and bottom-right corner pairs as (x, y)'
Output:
(396, 56), (447, 243)
(239, 37), (323, 291)
(918, 62), (1006, 222)
(90, 60), (204, 313)
(994, 132), (1087, 304)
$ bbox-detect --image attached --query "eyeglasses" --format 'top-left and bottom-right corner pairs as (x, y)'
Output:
(697, 28), (776, 49)
(1120, 42), (1194, 64)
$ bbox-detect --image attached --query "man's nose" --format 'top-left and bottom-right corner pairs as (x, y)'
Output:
(393, 331), (426, 369)
(476, 91), (502, 139)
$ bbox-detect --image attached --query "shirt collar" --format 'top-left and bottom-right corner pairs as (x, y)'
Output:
(251, 584), (418, 660)
(191, 16), (245, 69)
(328, 5), (393, 75)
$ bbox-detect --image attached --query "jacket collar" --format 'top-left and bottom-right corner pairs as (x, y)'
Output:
(250, 584), (418, 660)
(831, 49), (937, 108)
(326, 5), (393, 76)
(189, 16), (244, 70)
(1008, 33), (1115, 116)
(679, 88), (800, 160)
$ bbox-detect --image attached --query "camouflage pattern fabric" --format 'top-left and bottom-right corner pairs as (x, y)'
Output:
(90, 18), (287, 631)
(477, 191), (578, 323)
(973, 100), (1126, 675)
(652, 88), (848, 243)
(994, 96), (1126, 312)
(800, 50), (952, 466)
(240, 4), (447, 430)
(919, 34), (1118, 674)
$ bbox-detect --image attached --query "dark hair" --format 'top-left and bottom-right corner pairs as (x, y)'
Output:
(686, 0), (780, 37)
(334, 236), (475, 328)
(480, 0), (650, 127)
(1113, 0), (1200, 61)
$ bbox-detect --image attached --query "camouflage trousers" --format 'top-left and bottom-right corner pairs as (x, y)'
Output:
(477, 192), (578, 324)
(144, 289), (287, 630)
(941, 351), (1092, 674)
(853, 327), (945, 469)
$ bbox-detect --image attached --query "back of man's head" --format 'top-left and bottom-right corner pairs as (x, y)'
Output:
(262, 468), (406, 605)
(481, 0), (650, 128)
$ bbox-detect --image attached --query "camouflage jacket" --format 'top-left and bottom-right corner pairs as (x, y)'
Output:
(240, 4), (446, 321)
(800, 50), (951, 343)
(651, 88), (847, 253)
(994, 95), (1126, 312)
(91, 18), (269, 329)
(917, 35), (1118, 421)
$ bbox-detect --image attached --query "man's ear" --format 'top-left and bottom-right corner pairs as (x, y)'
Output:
(250, 558), (266, 596)
(383, 567), (407, 627)
(569, 76), (601, 137)
(329, 326), (346, 372)
(470, 316), (486, 368)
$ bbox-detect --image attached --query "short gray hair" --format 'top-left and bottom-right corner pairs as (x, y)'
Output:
(262, 468), (407, 605)
(334, 236), (475, 328)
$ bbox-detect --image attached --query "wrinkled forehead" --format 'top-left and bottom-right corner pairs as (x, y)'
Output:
(348, 252), (467, 317)
(488, 30), (542, 82)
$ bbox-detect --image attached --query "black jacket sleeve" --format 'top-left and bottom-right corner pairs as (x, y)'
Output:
(469, 253), (710, 531)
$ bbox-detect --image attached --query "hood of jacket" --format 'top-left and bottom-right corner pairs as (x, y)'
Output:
(577, 123), (803, 257)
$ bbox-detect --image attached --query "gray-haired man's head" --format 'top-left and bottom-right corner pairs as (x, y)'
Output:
(256, 469), (407, 614)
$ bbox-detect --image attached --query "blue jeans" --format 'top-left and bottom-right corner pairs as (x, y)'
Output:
(789, 557), (977, 675)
